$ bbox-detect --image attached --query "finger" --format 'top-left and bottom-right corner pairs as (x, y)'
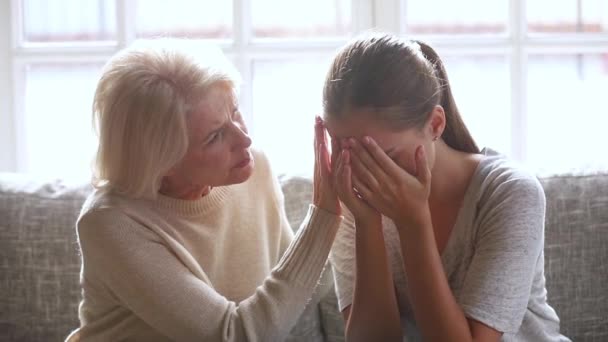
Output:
(415, 145), (431, 186)
(349, 138), (387, 183)
(313, 118), (321, 201)
(335, 150), (351, 202)
(361, 136), (404, 180)
(330, 133), (340, 167)
(320, 135), (331, 178)
(349, 149), (380, 192)
(314, 116), (322, 149)
(315, 118), (328, 173)
(351, 173), (372, 201)
(314, 145), (320, 202)
(318, 117), (328, 146)
(336, 150), (359, 208)
(331, 145), (341, 191)
(313, 117), (319, 158)
(315, 117), (332, 177)
(352, 173), (383, 210)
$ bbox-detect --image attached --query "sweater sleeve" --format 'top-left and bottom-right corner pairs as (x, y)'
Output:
(329, 207), (357, 312)
(77, 205), (342, 342)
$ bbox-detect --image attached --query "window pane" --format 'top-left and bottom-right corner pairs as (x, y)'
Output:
(527, 54), (608, 172)
(22, 0), (116, 42)
(528, 0), (607, 33)
(253, 55), (510, 175)
(252, 59), (331, 175)
(442, 55), (511, 155)
(135, 0), (232, 39)
(22, 64), (102, 179)
(405, 0), (507, 34)
(252, 0), (351, 38)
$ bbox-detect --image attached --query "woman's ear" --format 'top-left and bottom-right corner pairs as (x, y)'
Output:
(427, 105), (446, 140)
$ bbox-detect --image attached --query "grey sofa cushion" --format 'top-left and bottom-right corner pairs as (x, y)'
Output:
(0, 174), (88, 342)
(540, 173), (608, 341)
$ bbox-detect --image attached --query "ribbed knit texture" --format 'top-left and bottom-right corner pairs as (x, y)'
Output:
(66, 150), (342, 342)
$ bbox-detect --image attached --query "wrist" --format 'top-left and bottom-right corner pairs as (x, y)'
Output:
(395, 205), (432, 233)
(317, 202), (341, 216)
(315, 195), (341, 216)
(354, 216), (382, 229)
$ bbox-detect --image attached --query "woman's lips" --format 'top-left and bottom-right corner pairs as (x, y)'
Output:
(234, 156), (252, 168)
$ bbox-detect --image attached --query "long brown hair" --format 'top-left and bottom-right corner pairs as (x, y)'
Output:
(323, 34), (479, 153)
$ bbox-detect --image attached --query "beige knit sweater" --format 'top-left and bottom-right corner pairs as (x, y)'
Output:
(66, 150), (342, 341)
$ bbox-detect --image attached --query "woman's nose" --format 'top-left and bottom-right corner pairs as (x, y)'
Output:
(233, 122), (252, 149)
(240, 131), (252, 148)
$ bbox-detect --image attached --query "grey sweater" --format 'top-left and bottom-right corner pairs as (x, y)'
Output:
(331, 148), (571, 341)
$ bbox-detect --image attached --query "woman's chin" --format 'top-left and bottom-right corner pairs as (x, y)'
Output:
(229, 159), (255, 185)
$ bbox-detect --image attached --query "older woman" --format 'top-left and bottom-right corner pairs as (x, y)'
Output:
(65, 40), (343, 341)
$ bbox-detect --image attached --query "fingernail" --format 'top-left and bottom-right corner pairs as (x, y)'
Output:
(315, 116), (322, 124)
(363, 136), (371, 144)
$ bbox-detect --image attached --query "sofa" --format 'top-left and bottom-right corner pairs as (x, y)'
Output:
(1, 171), (607, 341)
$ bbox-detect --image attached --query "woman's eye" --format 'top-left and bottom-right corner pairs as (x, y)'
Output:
(207, 131), (222, 145)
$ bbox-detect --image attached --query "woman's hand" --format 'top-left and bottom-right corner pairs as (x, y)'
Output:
(333, 141), (382, 227)
(347, 136), (432, 230)
(313, 116), (341, 215)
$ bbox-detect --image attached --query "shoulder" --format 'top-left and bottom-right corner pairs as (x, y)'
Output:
(470, 149), (546, 240)
(475, 148), (545, 207)
(77, 190), (156, 243)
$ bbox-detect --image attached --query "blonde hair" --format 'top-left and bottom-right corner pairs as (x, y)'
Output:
(92, 39), (240, 199)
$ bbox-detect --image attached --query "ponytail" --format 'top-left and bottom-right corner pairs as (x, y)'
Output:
(414, 40), (479, 153)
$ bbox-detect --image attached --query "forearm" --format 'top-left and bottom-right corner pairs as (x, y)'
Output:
(346, 219), (402, 342)
(201, 205), (343, 341)
(398, 221), (472, 342)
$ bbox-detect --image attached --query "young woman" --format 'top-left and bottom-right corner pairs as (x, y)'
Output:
(65, 39), (343, 341)
(324, 34), (570, 341)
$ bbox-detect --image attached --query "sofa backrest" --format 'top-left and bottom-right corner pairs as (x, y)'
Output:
(0, 174), (90, 342)
(539, 173), (608, 341)
(1, 172), (606, 341)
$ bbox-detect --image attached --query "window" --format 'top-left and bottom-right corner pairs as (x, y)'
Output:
(1, 0), (607, 179)
(1, 0), (359, 179)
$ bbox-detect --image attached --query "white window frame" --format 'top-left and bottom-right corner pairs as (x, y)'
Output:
(2, 0), (608, 173)
(0, 0), (374, 173)
(374, 0), (608, 163)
